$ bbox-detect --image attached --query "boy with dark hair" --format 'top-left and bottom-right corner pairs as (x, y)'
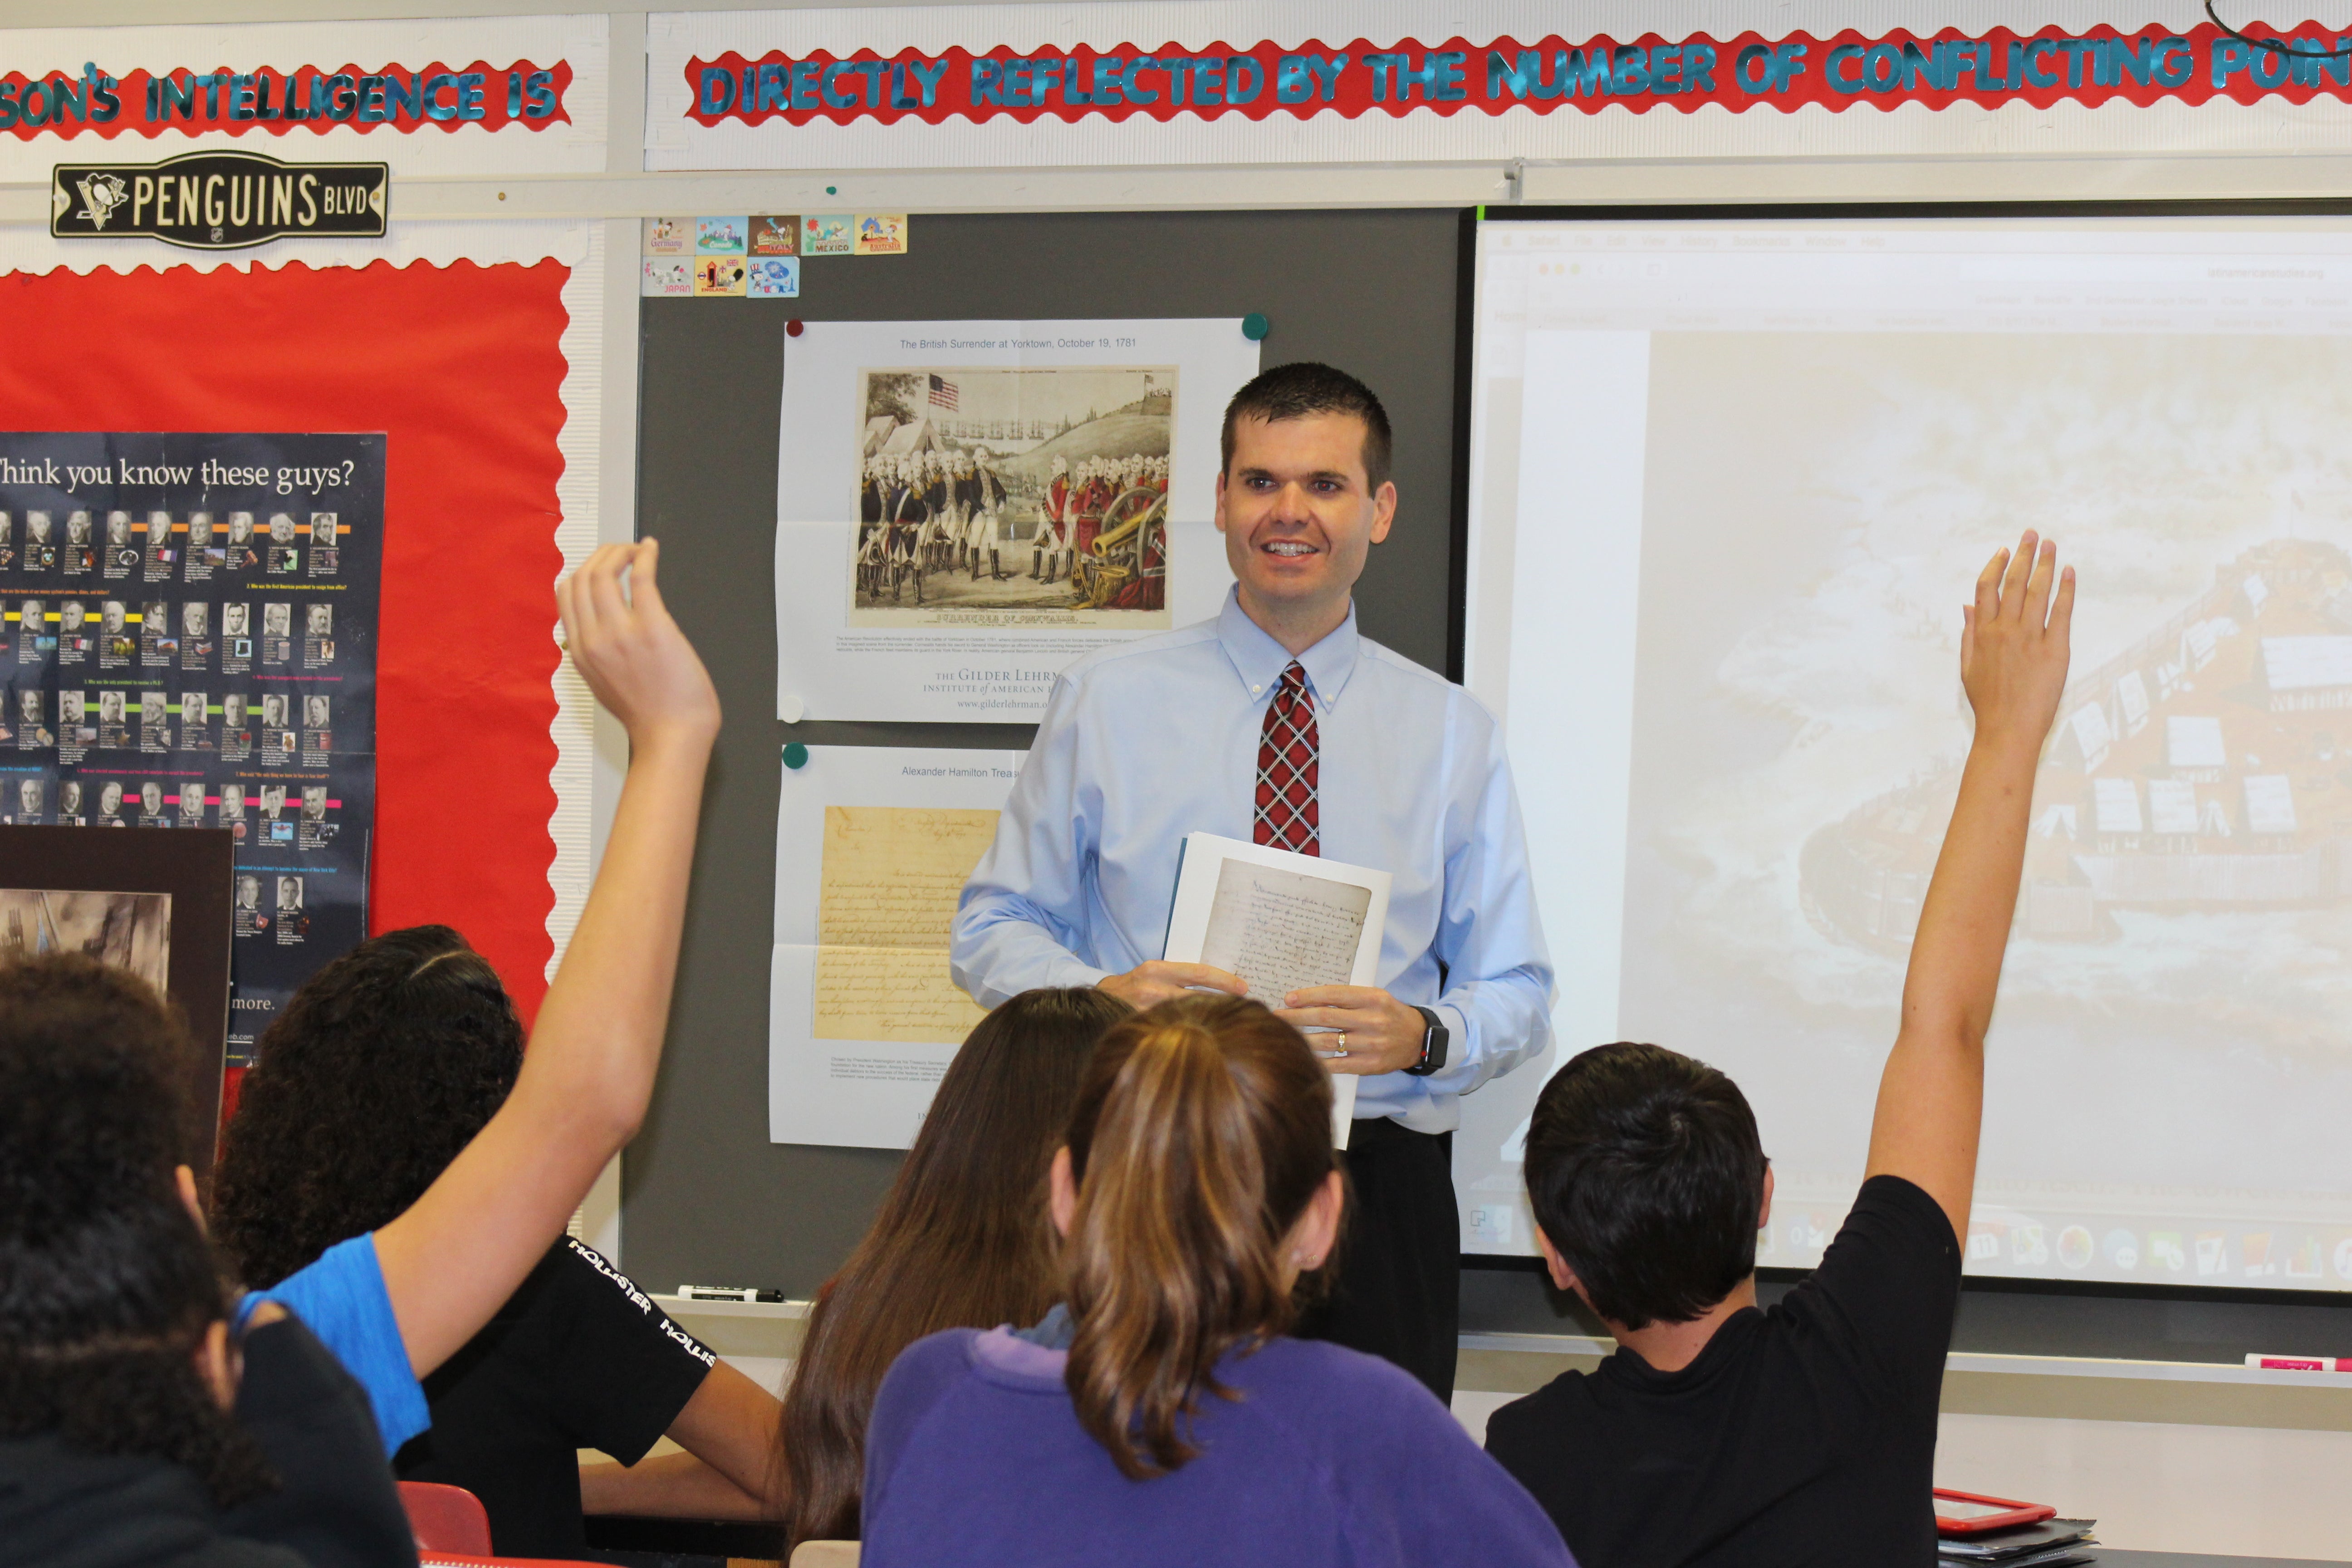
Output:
(0, 955), (412, 1567)
(1487, 534), (2075, 1567)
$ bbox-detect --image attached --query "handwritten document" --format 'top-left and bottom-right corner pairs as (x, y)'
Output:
(813, 805), (999, 1044)
(818, 805), (1000, 946)
(1199, 862), (1374, 1005)
(1165, 834), (1390, 1148)
(813, 946), (990, 1044)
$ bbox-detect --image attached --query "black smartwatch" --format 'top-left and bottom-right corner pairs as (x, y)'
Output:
(1405, 1006), (1449, 1076)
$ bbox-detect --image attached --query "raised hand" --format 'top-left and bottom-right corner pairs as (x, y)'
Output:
(375, 537), (720, 1378)
(1961, 530), (2073, 754)
(1864, 532), (2078, 1250)
(558, 539), (720, 751)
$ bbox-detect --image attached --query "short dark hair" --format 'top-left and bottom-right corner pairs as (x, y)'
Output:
(212, 926), (523, 1289)
(1523, 1043), (1768, 1330)
(1220, 362), (1393, 492)
(0, 956), (275, 1506)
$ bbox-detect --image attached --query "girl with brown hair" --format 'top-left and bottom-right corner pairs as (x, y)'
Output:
(858, 995), (1569, 1567)
(580, 986), (1130, 1548)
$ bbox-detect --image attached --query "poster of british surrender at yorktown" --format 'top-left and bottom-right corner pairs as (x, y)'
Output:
(774, 319), (1260, 725)
(850, 364), (1174, 627)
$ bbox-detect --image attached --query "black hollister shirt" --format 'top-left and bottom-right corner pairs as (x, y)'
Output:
(1485, 1175), (1962, 1568)
(393, 1238), (717, 1559)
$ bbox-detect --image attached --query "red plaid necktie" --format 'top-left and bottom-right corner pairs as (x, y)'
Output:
(1254, 661), (1319, 856)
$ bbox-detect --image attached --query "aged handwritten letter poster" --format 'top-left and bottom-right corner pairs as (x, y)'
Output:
(771, 747), (1025, 1148)
(813, 805), (995, 1044)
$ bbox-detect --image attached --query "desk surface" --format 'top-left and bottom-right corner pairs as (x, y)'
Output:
(2099, 1553), (2347, 1566)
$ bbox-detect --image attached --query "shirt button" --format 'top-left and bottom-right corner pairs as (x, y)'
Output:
(1251, 684), (1261, 693)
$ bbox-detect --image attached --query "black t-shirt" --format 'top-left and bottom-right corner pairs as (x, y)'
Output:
(0, 1319), (410, 1568)
(225, 1317), (416, 1568)
(1485, 1175), (1961, 1568)
(392, 1238), (717, 1558)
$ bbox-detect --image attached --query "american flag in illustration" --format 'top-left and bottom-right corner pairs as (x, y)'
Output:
(928, 374), (960, 411)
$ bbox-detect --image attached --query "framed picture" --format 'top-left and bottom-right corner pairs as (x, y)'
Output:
(0, 825), (234, 1161)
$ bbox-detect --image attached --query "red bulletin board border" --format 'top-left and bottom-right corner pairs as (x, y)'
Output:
(0, 258), (570, 1036)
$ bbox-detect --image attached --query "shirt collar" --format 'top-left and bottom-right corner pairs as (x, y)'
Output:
(1216, 588), (1362, 710)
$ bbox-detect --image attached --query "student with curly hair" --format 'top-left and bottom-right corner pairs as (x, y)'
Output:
(858, 996), (1571, 1568)
(194, 542), (721, 1493)
(0, 956), (412, 1568)
(211, 927), (779, 1561)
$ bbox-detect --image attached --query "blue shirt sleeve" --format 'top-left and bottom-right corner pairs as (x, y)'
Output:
(950, 671), (1118, 1001)
(239, 1232), (427, 1457)
(1421, 700), (1556, 1100)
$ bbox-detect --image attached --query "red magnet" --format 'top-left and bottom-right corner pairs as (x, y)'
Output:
(786, 318), (804, 337)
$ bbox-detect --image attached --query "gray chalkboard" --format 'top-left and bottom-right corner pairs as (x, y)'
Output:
(625, 205), (2352, 1361)
(624, 208), (1467, 1297)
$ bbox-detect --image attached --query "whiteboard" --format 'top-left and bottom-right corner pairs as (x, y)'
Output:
(1458, 212), (2352, 1293)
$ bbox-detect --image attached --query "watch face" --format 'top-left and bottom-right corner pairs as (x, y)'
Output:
(1409, 1006), (1449, 1075)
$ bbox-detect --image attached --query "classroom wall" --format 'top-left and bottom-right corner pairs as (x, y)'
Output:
(626, 204), (1465, 1300)
(9, 4), (2352, 1557)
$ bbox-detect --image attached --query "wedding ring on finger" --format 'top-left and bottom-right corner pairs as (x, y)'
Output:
(1337, 1030), (1347, 1054)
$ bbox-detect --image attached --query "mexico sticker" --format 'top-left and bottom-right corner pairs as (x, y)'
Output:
(51, 148), (388, 249)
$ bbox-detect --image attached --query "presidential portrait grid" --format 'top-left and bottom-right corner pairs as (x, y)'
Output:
(851, 365), (1176, 625)
(0, 433), (383, 1062)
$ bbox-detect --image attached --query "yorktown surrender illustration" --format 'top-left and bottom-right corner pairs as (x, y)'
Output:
(851, 365), (1174, 626)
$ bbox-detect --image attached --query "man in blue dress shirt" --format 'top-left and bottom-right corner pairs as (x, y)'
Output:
(951, 363), (1553, 1399)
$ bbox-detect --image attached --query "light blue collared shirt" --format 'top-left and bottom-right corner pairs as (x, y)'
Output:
(951, 590), (1554, 1134)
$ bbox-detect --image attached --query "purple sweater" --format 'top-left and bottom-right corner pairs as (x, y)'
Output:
(862, 1326), (1574, 1568)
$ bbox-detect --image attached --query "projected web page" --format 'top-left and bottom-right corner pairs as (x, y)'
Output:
(1457, 216), (2352, 1291)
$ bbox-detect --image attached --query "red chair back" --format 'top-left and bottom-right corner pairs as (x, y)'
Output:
(398, 1481), (493, 1556)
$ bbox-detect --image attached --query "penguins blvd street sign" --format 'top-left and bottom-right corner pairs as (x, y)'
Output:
(51, 150), (387, 249)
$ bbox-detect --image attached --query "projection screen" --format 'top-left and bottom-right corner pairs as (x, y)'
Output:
(1457, 211), (2352, 1293)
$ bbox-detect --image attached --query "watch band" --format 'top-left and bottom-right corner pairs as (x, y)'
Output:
(1406, 1005), (1449, 1076)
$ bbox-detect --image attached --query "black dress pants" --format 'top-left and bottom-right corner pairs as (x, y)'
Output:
(1295, 1117), (1459, 1403)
